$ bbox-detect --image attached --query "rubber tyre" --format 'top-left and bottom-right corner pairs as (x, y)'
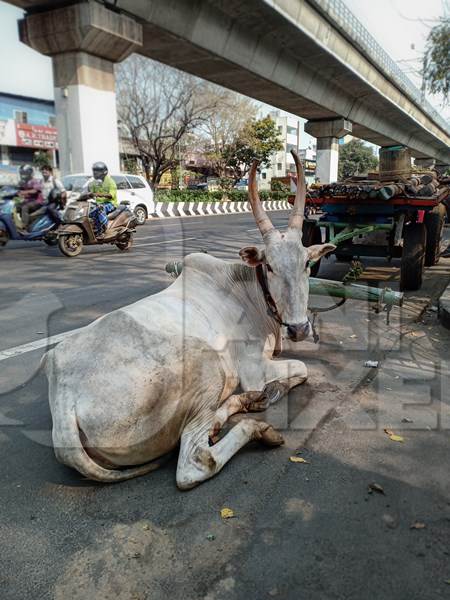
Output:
(400, 223), (426, 291)
(424, 205), (445, 266)
(0, 228), (9, 248)
(335, 253), (353, 262)
(134, 206), (147, 226)
(116, 234), (133, 251)
(58, 233), (83, 257)
(44, 237), (58, 247)
(302, 221), (322, 277)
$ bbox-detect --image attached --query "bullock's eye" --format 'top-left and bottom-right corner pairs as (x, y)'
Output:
(305, 259), (311, 270)
(266, 263), (273, 273)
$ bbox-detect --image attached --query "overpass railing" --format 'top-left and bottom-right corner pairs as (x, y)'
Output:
(309, 0), (449, 134)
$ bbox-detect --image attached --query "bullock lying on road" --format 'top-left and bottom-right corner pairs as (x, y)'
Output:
(45, 151), (335, 489)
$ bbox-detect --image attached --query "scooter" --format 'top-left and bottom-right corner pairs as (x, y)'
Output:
(0, 190), (61, 248)
(57, 197), (137, 257)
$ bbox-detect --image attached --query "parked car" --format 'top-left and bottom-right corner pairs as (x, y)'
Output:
(187, 182), (208, 191)
(62, 173), (154, 225)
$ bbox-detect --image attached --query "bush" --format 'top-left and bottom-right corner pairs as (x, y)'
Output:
(155, 189), (289, 203)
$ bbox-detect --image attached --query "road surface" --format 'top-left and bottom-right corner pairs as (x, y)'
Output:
(1, 212), (450, 600)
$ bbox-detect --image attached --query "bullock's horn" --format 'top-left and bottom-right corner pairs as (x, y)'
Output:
(248, 160), (274, 236)
(289, 149), (306, 230)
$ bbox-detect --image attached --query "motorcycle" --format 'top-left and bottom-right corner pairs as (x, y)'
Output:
(0, 188), (62, 249)
(57, 196), (137, 257)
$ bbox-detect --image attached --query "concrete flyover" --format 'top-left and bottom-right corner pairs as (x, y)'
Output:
(7, 0), (450, 180)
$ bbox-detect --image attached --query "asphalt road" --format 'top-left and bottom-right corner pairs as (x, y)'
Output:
(1, 212), (450, 600)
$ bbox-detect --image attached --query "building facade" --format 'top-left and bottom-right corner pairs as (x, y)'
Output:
(260, 111), (317, 188)
(0, 92), (58, 183)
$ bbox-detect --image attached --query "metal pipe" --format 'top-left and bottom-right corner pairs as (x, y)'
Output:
(310, 278), (403, 307)
(165, 261), (403, 307)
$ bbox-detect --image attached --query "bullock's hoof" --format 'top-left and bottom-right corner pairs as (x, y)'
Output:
(246, 397), (269, 412)
(263, 381), (289, 405)
(291, 375), (308, 388)
(257, 424), (284, 447)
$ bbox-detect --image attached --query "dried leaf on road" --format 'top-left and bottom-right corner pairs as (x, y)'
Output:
(289, 456), (308, 463)
(220, 507), (235, 519)
(368, 483), (385, 495)
(384, 428), (404, 443)
(410, 521), (426, 529)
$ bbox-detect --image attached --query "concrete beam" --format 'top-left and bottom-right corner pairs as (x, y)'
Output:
(114, 0), (449, 163)
(304, 118), (352, 139)
(414, 158), (436, 169)
(19, 1), (143, 61)
(18, 1), (143, 174)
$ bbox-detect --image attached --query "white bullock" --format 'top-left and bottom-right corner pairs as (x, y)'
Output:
(45, 151), (335, 489)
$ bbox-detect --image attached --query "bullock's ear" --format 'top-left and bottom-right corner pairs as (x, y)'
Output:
(239, 246), (265, 267)
(307, 243), (336, 261)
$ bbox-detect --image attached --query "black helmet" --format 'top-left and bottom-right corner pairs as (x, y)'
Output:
(92, 161), (108, 179)
(19, 164), (34, 181)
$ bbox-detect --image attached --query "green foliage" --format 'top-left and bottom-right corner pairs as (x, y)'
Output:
(33, 150), (51, 169)
(122, 158), (139, 175)
(218, 177), (235, 191)
(155, 189), (289, 203)
(271, 179), (289, 192)
(423, 17), (450, 101)
(222, 116), (283, 182)
(338, 139), (379, 179)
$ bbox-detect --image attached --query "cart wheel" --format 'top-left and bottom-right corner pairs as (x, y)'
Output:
(302, 221), (322, 277)
(424, 204), (446, 266)
(400, 223), (426, 291)
(335, 252), (353, 262)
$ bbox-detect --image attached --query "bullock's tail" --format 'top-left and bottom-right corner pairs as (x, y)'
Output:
(46, 351), (164, 483)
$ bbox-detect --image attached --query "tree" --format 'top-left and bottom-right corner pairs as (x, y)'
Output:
(33, 150), (51, 169)
(221, 116), (283, 184)
(197, 89), (257, 178)
(423, 17), (450, 102)
(338, 139), (378, 179)
(116, 56), (218, 186)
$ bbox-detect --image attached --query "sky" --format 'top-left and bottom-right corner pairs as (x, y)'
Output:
(0, 0), (448, 118)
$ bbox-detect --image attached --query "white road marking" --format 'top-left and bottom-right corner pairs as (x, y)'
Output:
(0, 237), (197, 361)
(135, 237), (196, 248)
(0, 326), (86, 362)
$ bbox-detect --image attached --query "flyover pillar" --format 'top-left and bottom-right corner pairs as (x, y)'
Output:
(19, 1), (142, 175)
(305, 119), (352, 183)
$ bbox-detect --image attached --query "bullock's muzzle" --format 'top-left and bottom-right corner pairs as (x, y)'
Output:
(286, 320), (311, 342)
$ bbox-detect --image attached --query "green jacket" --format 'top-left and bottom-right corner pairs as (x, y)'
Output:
(88, 175), (118, 207)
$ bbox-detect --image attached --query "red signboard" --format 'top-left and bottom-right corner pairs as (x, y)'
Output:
(15, 123), (58, 150)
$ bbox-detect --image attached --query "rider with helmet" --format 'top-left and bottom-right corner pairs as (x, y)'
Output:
(17, 164), (44, 229)
(82, 162), (118, 235)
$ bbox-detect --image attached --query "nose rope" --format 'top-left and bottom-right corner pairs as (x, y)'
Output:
(256, 264), (347, 344)
(308, 297), (347, 344)
(255, 264), (289, 326)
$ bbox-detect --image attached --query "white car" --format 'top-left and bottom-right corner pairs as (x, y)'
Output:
(62, 173), (154, 225)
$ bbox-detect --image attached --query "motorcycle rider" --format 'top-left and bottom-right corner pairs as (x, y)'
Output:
(82, 162), (118, 236)
(17, 164), (44, 229)
(40, 164), (66, 206)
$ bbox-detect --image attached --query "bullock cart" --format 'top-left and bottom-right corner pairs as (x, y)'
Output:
(295, 179), (449, 292)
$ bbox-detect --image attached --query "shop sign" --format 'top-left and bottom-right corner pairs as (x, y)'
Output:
(15, 123), (58, 150)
